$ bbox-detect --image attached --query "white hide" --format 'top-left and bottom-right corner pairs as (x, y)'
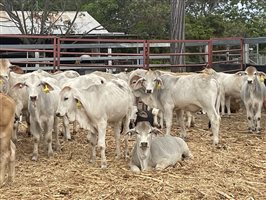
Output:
(129, 121), (192, 173)
(56, 75), (135, 168)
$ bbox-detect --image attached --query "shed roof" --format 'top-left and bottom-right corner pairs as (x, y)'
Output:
(0, 11), (109, 35)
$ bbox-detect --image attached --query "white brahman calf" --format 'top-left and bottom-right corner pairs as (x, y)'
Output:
(13, 74), (60, 160)
(127, 121), (192, 173)
(56, 75), (135, 168)
(240, 66), (266, 133)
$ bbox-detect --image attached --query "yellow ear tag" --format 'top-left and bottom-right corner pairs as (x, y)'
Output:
(76, 100), (82, 109)
(43, 84), (50, 93)
(156, 82), (161, 89)
(259, 75), (265, 82)
(0, 79), (3, 85)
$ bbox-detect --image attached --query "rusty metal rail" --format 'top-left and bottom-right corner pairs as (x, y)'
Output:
(0, 35), (244, 72)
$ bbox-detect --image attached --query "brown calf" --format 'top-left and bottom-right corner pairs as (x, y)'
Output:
(0, 93), (16, 186)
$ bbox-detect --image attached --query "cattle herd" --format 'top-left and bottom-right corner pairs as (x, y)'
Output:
(0, 58), (266, 187)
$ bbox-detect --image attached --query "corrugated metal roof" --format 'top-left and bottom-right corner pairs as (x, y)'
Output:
(0, 11), (109, 35)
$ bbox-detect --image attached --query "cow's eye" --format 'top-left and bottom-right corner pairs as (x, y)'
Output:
(64, 97), (69, 101)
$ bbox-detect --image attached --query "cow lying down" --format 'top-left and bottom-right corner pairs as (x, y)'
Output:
(127, 121), (192, 173)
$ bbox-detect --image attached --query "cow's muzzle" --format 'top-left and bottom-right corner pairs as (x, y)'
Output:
(56, 112), (63, 117)
(247, 80), (252, 84)
(30, 96), (37, 101)
(146, 89), (152, 93)
(140, 142), (148, 149)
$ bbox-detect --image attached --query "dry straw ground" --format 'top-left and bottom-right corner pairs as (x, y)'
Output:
(0, 107), (265, 200)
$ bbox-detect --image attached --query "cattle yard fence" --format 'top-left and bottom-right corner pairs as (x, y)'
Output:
(0, 35), (254, 73)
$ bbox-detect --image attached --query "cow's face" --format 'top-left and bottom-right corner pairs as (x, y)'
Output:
(127, 121), (161, 152)
(13, 74), (54, 106)
(134, 121), (153, 151)
(56, 86), (77, 121)
(245, 66), (257, 84)
(140, 70), (163, 94)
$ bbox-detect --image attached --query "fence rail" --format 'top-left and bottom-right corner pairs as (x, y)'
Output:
(0, 34), (245, 72)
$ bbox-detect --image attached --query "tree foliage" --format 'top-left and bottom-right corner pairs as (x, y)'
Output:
(1, 0), (265, 40)
(83, 0), (266, 39)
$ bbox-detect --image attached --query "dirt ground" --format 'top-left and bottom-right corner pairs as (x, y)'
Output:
(0, 107), (265, 200)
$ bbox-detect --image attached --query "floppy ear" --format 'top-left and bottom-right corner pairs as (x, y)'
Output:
(126, 129), (138, 136)
(154, 70), (161, 77)
(151, 127), (163, 135)
(235, 71), (245, 76)
(72, 89), (85, 109)
(133, 77), (146, 90)
(40, 81), (54, 93)
(129, 74), (142, 85)
(258, 72), (266, 82)
(155, 77), (164, 89)
(258, 72), (266, 77)
(13, 82), (25, 89)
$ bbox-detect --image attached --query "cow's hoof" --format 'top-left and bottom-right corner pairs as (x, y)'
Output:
(48, 151), (54, 158)
(55, 144), (61, 151)
(32, 155), (38, 161)
(101, 164), (107, 169)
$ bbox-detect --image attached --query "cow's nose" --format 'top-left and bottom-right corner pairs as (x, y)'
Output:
(140, 142), (148, 148)
(247, 80), (252, 84)
(30, 96), (37, 101)
(146, 89), (152, 93)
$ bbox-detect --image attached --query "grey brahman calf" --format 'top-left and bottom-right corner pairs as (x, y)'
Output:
(127, 121), (193, 173)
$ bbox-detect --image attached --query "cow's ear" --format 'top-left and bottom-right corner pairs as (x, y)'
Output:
(258, 72), (266, 82)
(235, 71), (245, 76)
(129, 75), (143, 89)
(133, 77), (145, 90)
(150, 127), (163, 135)
(126, 129), (138, 136)
(73, 90), (85, 109)
(258, 72), (266, 78)
(41, 82), (54, 93)
(13, 82), (25, 89)
(155, 77), (164, 89)
(154, 70), (161, 77)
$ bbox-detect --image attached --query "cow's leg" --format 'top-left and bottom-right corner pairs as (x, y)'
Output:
(121, 116), (130, 159)
(44, 118), (54, 158)
(225, 96), (231, 117)
(130, 164), (141, 174)
(97, 121), (108, 168)
(220, 93), (226, 116)
(12, 120), (19, 142)
(25, 112), (31, 136)
(113, 122), (121, 159)
(206, 109), (220, 145)
(254, 104), (262, 133)
(176, 110), (186, 138)
(185, 111), (192, 128)
(73, 120), (78, 134)
(31, 123), (40, 161)
(87, 131), (97, 163)
(0, 138), (10, 185)
(53, 116), (60, 151)
(62, 116), (71, 140)
(163, 106), (174, 135)
(8, 140), (16, 182)
(245, 103), (253, 132)
(159, 111), (164, 129)
(155, 159), (173, 171)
